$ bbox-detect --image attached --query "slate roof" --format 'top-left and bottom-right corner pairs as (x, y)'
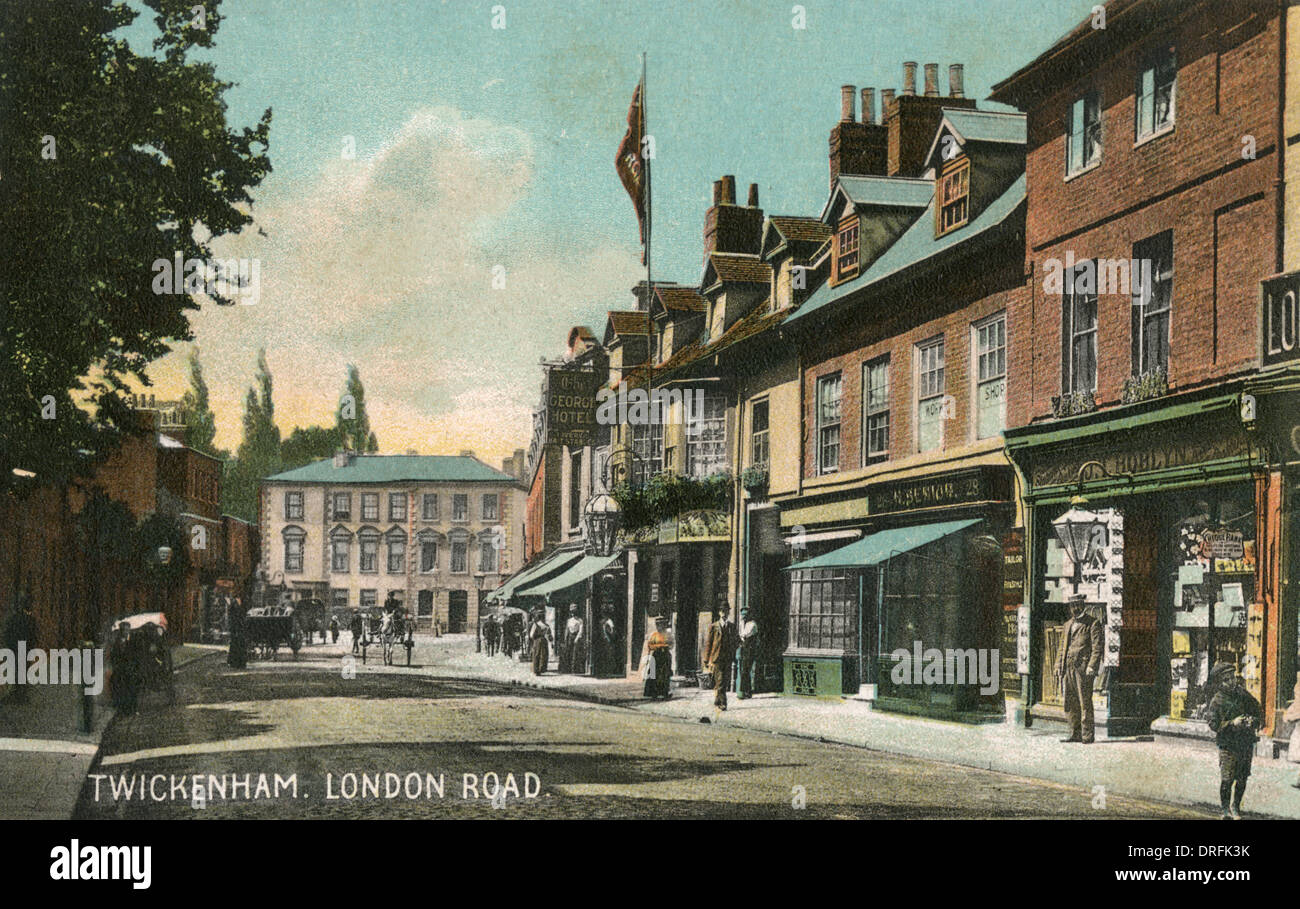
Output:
(789, 174), (1026, 326)
(265, 455), (517, 485)
(939, 109), (1027, 146)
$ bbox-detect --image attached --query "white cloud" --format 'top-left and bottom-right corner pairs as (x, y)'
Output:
(147, 105), (642, 462)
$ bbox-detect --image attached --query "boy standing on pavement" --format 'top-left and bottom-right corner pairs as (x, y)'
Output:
(1205, 662), (1262, 820)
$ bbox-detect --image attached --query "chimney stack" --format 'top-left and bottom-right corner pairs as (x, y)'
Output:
(828, 84), (890, 187)
(861, 87), (876, 125)
(882, 88), (896, 113)
(720, 175), (736, 205)
(903, 62), (918, 96)
(887, 61), (978, 177)
(840, 84), (857, 122)
(704, 174), (764, 261)
(460, 449), (476, 459)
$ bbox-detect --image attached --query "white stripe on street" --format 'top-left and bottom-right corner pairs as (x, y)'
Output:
(0, 737), (98, 755)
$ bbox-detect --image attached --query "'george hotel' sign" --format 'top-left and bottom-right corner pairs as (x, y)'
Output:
(1262, 271), (1300, 367)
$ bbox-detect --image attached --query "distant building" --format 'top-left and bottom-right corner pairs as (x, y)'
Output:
(259, 453), (525, 633)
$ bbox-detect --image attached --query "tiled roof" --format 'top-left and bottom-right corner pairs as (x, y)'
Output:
(265, 455), (517, 485)
(790, 174), (1026, 326)
(706, 253), (771, 286)
(710, 299), (788, 354)
(768, 216), (832, 245)
(656, 285), (706, 313)
(606, 310), (651, 335)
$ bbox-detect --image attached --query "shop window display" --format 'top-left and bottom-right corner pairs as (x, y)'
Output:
(1169, 490), (1254, 722)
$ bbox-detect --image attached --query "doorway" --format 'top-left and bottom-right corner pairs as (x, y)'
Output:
(448, 590), (468, 633)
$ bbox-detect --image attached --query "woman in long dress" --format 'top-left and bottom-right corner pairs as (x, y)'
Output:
(529, 610), (553, 675)
(643, 616), (672, 700)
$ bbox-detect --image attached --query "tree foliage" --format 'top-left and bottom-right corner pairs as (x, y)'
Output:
(0, 0), (271, 494)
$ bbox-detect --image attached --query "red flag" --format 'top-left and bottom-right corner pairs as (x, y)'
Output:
(615, 83), (648, 262)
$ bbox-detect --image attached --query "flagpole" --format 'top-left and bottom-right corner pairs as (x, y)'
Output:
(642, 52), (654, 432)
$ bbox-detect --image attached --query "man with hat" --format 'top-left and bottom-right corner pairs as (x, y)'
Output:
(737, 607), (759, 699)
(1054, 594), (1103, 743)
(1205, 662), (1261, 819)
(703, 603), (740, 711)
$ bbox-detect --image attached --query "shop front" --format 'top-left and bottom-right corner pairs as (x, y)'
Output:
(513, 551), (627, 676)
(622, 511), (731, 683)
(1005, 388), (1274, 739)
(778, 462), (1015, 720)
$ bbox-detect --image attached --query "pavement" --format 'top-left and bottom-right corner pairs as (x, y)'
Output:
(378, 634), (1300, 819)
(7, 632), (1299, 818)
(0, 644), (220, 819)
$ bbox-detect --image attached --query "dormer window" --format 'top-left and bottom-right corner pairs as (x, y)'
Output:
(834, 214), (859, 284)
(937, 158), (970, 236)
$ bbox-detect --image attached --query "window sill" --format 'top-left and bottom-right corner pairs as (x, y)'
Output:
(1064, 159), (1102, 183)
(1134, 123), (1175, 149)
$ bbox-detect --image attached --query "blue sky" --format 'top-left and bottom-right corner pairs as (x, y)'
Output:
(131, 0), (1100, 459)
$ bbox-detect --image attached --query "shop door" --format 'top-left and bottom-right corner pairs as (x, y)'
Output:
(758, 553), (789, 693)
(448, 590), (468, 633)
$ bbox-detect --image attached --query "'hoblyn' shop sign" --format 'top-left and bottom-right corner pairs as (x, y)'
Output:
(1032, 425), (1246, 489)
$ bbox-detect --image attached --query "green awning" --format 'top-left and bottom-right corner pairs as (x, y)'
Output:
(1003, 392), (1238, 452)
(487, 549), (584, 603)
(785, 519), (980, 571)
(514, 552), (622, 598)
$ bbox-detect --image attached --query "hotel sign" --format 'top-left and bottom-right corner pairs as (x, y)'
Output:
(543, 366), (600, 449)
(1263, 272), (1300, 367)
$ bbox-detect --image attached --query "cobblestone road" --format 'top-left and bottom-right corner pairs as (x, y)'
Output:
(74, 656), (1208, 819)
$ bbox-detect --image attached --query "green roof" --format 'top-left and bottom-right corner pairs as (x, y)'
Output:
(790, 174), (1026, 326)
(786, 519), (981, 571)
(265, 455), (517, 485)
(941, 109), (1027, 146)
(836, 175), (934, 209)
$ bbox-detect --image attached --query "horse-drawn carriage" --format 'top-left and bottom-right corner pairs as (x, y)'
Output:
(108, 613), (176, 708)
(359, 606), (414, 666)
(244, 606), (303, 660)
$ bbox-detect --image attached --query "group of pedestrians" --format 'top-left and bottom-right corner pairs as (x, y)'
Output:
(642, 604), (761, 708)
(482, 603), (626, 678)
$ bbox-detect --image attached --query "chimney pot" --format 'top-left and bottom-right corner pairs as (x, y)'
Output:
(840, 84), (857, 122)
(861, 87), (876, 125)
(882, 88), (897, 113)
(948, 64), (965, 98)
(903, 62), (918, 96)
(712, 180), (723, 205)
(720, 175), (736, 205)
(924, 63), (939, 97)
(747, 183), (759, 207)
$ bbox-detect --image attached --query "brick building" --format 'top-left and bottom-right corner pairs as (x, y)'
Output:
(992, 0), (1297, 742)
(772, 64), (1028, 717)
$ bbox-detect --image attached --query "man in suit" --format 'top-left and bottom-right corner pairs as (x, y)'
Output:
(703, 605), (740, 710)
(1055, 594), (1104, 743)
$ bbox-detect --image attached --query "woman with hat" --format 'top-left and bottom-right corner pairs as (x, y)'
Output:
(1205, 662), (1262, 819)
(528, 609), (553, 676)
(642, 616), (673, 700)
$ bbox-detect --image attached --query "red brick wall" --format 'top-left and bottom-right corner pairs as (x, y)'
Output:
(802, 250), (1028, 474)
(1010, 2), (1281, 426)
